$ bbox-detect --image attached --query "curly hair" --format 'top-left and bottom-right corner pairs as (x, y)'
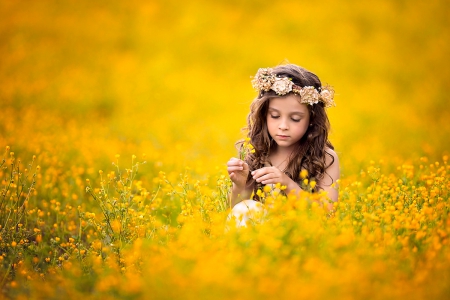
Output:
(237, 64), (335, 196)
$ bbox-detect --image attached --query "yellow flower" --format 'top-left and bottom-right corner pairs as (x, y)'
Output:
(112, 220), (121, 233)
(240, 138), (255, 160)
(300, 169), (308, 179)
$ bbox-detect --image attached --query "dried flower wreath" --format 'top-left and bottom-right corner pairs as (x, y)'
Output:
(251, 68), (335, 108)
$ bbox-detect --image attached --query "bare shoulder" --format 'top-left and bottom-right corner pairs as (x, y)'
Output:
(324, 147), (339, 168)
(320, 147), (340, 190)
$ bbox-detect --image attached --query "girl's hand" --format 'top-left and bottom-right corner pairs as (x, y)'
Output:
(227, 157), (249, 189)
(251, 167), (289, 186)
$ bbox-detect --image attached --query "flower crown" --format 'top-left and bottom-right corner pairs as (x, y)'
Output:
(251, 68), (336, 108)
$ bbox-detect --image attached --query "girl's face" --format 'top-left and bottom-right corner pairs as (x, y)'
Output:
(266, 94), (310, 151)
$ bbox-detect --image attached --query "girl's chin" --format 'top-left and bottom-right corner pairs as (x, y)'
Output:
(274, 142), (296, 149)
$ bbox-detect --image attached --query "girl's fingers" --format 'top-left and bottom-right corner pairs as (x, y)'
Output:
(251, 169), (262, 178)
(260, 179), (271, 184)
(251, 167), (271, 179)
(227, 158), (244, 167)
(254, 173), (275, 183)
(227, 166), (244, 172)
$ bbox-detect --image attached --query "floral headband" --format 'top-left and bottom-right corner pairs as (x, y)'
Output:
(251, 68), (336, 108)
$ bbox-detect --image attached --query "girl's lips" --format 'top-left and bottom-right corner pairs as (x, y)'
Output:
(277, 135), (289, 139)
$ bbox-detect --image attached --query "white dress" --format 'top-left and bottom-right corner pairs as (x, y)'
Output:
(227, 199), (266, 228)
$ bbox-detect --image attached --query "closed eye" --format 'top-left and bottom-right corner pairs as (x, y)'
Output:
(270, 115), (280, 119)
(292, 118), (301, 122)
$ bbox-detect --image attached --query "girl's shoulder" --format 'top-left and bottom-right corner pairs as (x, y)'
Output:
(325, 147), (338, 156)
(324, 147), (339, 167)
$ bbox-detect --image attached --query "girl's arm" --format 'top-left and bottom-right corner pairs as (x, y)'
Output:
(229, 183), (253, 208)
(227, 157), (252, 207)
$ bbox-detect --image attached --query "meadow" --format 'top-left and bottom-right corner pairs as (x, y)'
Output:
(1, 0), (449, 299)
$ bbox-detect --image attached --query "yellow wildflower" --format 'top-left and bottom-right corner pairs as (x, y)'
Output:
(300, 169), (308, 179)
(263, 185), (272, 193)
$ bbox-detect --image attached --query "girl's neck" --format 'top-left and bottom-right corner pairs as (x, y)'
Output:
(272, 145), (295, 158)
(269, 146), (294, 170)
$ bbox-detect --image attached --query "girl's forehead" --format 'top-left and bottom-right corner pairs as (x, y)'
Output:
(268, 95), (309, 113)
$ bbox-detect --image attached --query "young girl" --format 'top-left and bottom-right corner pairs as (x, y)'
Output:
(227, 64), (339, 225)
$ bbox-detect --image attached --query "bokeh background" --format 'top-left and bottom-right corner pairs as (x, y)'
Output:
(1, 1), (450, 298)
(1, 0), (449, 175)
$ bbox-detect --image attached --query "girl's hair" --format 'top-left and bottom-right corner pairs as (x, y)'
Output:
(239, 64), (335, 196)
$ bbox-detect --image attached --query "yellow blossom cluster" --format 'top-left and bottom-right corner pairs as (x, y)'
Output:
(1, 147), (449, 299)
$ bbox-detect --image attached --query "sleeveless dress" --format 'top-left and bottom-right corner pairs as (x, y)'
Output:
(227, 199), (266, 228)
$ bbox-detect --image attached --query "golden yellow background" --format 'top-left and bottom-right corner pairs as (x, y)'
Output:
(1, 0), (449, 173)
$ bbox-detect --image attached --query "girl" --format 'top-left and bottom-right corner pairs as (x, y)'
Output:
(227, 64), (339, 225)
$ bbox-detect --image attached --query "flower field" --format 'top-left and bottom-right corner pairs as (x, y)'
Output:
(1, 0), (449, 299)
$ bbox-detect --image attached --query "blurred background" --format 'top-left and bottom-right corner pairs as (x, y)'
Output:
(1, 0), (449, 176)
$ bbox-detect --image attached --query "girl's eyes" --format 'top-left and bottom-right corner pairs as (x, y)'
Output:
(270, 115), (301, 122)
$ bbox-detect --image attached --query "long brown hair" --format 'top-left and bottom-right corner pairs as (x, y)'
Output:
(238, 64), (335, 196)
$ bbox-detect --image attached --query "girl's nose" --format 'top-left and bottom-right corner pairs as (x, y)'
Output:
(279, 119), (288, 130)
